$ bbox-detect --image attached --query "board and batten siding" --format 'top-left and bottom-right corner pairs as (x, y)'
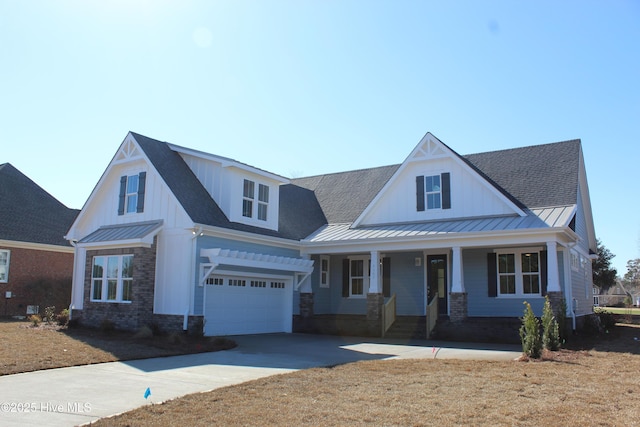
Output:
(360, 158), (517, 226)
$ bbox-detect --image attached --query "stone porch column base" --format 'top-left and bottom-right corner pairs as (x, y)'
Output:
(449, 292), (468, 322)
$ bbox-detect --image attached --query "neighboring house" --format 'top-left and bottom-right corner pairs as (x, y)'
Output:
(0, 163), (79, 317)
(66, 132), (597, 340)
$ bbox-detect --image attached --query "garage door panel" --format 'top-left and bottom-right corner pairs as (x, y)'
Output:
(204, 275), (290, 336)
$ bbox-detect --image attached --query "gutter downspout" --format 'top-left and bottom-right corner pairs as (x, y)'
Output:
(67, 239), (78, 321)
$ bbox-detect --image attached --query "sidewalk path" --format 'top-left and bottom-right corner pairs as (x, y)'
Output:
(0, 334), (521, 426)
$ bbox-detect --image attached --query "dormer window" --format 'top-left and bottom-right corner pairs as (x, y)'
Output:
(425, 175), (441, 209)
(118, 172), (146, 215)
(242, 179), (269, 221)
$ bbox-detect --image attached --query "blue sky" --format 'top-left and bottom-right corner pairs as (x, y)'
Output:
(1, 1), (638, 275)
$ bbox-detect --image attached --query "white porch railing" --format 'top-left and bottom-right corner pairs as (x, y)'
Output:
(426, 293), (438, 339)
(382, 293), (396, 337)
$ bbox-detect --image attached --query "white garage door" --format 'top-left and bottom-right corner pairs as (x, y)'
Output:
(203, 275), (292, 336)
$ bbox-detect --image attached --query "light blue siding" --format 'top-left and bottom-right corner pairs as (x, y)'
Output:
(317, 252), (424, 316)
(465, 248), (557, 317)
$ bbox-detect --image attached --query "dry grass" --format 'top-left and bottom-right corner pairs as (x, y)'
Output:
(93, 323), (640, 427)
(0, 320), (235, 375)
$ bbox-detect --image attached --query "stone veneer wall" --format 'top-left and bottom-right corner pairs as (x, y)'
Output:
(449, 292), (468, 322)
(77, 238), (157, 331)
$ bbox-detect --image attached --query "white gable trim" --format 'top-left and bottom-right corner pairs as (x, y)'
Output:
(66, 132), (191, 241)
(352, 133), (526, 228)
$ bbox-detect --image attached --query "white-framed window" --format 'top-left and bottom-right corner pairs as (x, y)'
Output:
(242, 179), (270, 221)
(570, 251), (580, 271)
(91, 255), (133, 302)
(125, 175), (139, 214)
(496, 250), (541, 297)
(425, 175), (441, 209)
(349, 256), (371, 298)
(0, 250), (10, 283)
(320, 256), (330, 288)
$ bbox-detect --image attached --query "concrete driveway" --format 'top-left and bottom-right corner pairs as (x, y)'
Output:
(0, 334), (520, 427)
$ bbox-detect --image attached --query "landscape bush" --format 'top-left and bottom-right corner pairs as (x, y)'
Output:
(44, 306), (56, 324)
(56, 309), (69, 326)
(519, 302), (542, 358)
(29, 314), (42, 327)
(541, 297), (560, 351)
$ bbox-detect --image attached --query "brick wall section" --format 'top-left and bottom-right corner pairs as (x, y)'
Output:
(78, 238), (157, 331)
(299, 293), (314, 318)
(367, 293), (384, 336)
(0, 245), (73, 317)
(449, 292), (468, 322)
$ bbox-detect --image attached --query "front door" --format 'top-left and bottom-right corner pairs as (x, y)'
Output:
(427, 255), (448, 316)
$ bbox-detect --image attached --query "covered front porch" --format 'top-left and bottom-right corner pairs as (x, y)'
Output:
(295, 240), (568, 341)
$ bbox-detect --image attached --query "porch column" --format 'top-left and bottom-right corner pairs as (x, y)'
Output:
(366, 250), (383, 336)
(546, 241), (561, 292)
(369, 250), (381, 294)
(299, 254), (313, 318)
(450, 246), (465, 293)
(449, 246), (467, 322)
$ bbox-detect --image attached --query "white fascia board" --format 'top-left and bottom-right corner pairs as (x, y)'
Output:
(76, 238), (154, 250)
(195, 223), (303, 251)
(168, 143), (290, 184)
(300, 227), (576, 255)
(0, 239), (74, 254)
(352, 132), (525, 228)
(578, 149), (597, 252)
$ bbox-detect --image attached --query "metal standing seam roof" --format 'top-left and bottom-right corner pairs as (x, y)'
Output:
(79, 220), (164, 244)
(304, 205), (576, 243)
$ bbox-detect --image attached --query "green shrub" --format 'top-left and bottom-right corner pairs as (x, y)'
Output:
(29, 314), (42, 327)
(44, 306), (56, 324)
(519, 302), (542, 358)
(56, 309), (69, 326)
(542, 296), (561, 351)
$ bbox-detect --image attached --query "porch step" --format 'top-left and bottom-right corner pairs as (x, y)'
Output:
(384, 316), (427, 339)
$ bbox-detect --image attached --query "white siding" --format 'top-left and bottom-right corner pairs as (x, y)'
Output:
(154, 229), (194, 315)
(360, 158), (517, 226)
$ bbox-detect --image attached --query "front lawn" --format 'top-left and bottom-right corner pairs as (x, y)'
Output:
(92, 322), (640, 426)
(0, 320), (235, 375)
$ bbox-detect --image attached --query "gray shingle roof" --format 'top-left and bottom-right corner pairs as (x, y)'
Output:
(292, 139), (582, 224)
(0, 163), (79, 246)
(132, 132), (582, 240)
(132, 132), (324, 240)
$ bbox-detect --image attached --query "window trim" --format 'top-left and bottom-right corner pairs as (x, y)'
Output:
(425, 174), (442, 210)
(0, 249), (10, 283)
(242, 179), (270, 222)
(495, 249), (542, 298)
(348, 256), (370, 298)
(125, 174), (139, 214)
(319, 255), (330, 288)
(91, 255), (134, 303)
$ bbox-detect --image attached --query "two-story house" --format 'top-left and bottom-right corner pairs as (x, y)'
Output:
(65, 131), (596, 340)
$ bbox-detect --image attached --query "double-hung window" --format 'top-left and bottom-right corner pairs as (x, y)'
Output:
(497, 251), (540, 296)
(242, 179), (270, 221)
(349, 257), (370, 297)
(91, 255), (134, 302)
(425, 175), (441, 209)
(0, 250), (10, 283)
(125, 175), (139, 213)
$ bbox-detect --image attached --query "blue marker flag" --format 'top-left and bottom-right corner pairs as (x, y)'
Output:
(144, 387), (151, 399)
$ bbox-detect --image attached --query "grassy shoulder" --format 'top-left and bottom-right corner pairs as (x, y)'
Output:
(0, 320), (236, 376)
(92, 322), (640, 427)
